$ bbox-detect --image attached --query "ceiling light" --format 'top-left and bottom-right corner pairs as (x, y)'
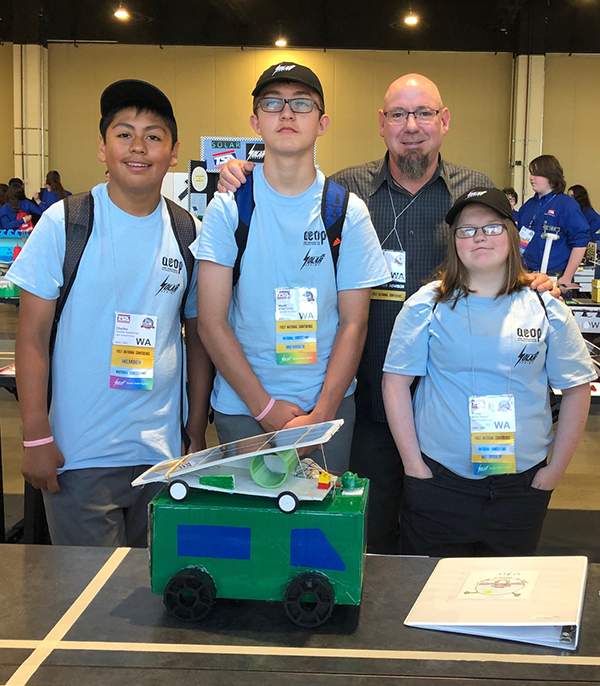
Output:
(114, 3), (130, 20)
(275, 21), (287, 47)
(404, 12), (418, 26)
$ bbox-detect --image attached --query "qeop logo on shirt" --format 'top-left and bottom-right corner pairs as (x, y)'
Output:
(304, 229), (327, 246)
(161, 255), (183, 274)
(515, 326), (542, 343)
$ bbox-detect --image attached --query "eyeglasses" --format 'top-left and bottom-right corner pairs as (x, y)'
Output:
(382, 107), (442, 126)
(257, 97), (322, 114)
(454, 224), (506, 239)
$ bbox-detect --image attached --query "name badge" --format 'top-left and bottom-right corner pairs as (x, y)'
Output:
(469, 394), (516, 475)
(519, 227), (535, 255)
(383, 250), (406, 285)
(371, 250), (407, 301)
(110, 312), (157, 390)
(275, 287), (317, 365)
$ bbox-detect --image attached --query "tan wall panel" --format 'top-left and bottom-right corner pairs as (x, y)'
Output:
(544, 54), (600, 207)
(0, 44), (14, 182)
(48, 44), (513, 193)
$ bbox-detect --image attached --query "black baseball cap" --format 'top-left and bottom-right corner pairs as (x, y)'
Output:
(445, 187), (514, 225)
(252, 62), (324, 109)
(100, 79), (177, 131)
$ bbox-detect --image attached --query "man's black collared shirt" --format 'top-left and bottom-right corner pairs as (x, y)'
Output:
(331, 154), (494, 422)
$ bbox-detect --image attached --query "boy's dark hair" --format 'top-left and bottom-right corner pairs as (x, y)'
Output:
(99, 103), (178, 148)
(568, 184), (591, 210)
(0, 183), (8, 206)
(8, 180), (25, 202)
(7, 184), (23, 212)
(99, 80), (178, 148)
(502, 187), (518, 205)
(529, 155), (566, 194)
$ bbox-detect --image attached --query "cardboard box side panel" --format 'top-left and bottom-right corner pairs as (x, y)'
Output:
(150, 489), (366, 604)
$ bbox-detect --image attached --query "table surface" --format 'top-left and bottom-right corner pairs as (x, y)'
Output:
(0, 545), (599, 686)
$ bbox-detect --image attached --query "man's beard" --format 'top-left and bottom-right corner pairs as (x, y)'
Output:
(396, 151), (429, 180)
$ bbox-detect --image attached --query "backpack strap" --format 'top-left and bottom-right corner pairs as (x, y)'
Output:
(50, 192), (95, 356)
(164, 198), (198, 451)
(232, 173), (348, 287)
(165, 198), (197, 323)
(47, 192), (94, 408)
(321, 177), (349, 279)
(232, 173), (255, 288)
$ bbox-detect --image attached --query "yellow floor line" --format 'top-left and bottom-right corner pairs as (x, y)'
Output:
(51, 640), (600, 666)
(0, 641), (40, 650)
(5, 547), (129, 686)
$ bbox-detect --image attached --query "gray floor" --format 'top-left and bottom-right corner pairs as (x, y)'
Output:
(1, 303), (599, 544)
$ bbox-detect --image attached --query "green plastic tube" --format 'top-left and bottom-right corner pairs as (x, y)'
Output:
(250, 448), (299, 489)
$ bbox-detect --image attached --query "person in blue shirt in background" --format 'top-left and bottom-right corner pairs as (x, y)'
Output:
(568, 184), (600, 243)
(0, 184), (41, 230)
(33, 170), (72, 212)
(518, 155), (589, 295)
(502, 186), (519, 223)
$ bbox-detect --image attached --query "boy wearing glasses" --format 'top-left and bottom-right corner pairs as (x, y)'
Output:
(192, 62), (389, 471)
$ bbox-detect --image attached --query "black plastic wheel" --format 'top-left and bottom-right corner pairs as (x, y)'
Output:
(277, 491), (299, 514)
(163, 568), (216, 622)
(168, 479), (189, 501)
(283, 572), (335, 627)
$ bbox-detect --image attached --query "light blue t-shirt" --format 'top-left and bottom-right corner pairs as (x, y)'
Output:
(383, 282), (596, 478)
(191, 167), (390, 415)
(7, 183), (199, 471)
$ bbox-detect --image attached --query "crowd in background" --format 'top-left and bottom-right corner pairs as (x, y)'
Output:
(0, 172), (71, 231)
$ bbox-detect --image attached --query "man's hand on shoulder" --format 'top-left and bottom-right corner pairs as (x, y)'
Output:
(526, 272), (560, 299)
(22, 442), (65, 493)
(217, 160), (255, 193)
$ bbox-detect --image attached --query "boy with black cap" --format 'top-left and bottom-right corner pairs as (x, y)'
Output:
(192, 62), (389, 472)
(8, 80), (212, 547)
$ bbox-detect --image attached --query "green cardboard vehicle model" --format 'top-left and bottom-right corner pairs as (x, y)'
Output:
(135, 421), (368, 628)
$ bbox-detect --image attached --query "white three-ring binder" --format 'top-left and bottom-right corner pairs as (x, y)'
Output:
(405, 556), (588, 650)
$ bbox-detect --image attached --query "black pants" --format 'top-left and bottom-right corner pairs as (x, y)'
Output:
(401, 455), (553, 557)
(350, 417), (404, 554)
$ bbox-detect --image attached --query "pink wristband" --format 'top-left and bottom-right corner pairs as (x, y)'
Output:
(254, 397), (275, 422)
(23, 436), (54, 448)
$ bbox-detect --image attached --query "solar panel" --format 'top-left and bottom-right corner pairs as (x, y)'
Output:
(132, 419), (343, 486)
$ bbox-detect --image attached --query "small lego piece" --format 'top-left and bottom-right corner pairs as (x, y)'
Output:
(317, 472), (331, 490)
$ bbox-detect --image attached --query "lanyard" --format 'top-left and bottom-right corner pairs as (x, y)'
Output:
(528, 193), (556, 230)
(381, 184), (427, 250)
(106, 192), (161, 312)
(465, 294), (513, 396)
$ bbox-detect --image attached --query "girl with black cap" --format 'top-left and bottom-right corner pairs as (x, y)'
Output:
(382, 187), (595, 557)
